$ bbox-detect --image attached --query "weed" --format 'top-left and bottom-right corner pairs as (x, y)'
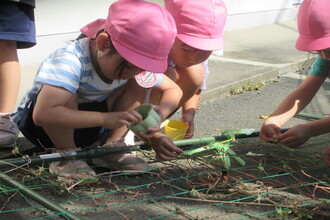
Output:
(230, 81), (266, 95)
(275, 207), (314, 219)
(230, 85), (243, 95)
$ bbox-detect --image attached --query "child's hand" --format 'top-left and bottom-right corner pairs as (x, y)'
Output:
(132, 105), (162, 138)
(152, 104), (161, 113)
(105, 111), (142, 129)
(149, 104), (162, 132)
(181, 109), (195, 139)
(324, 146), (330, 166)
(184, 120), (194, 139)
(147, 133), (183, 161)
(277, 124), (311, 148)
(260, 118), (282, 142)
(135, 128), (158, 139)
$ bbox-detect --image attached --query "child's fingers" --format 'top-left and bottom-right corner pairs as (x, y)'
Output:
(259, 129), (275, 141)
(118, 119), (132, 126)
(152, 105), (160, 111)
(135, 131), (155, 139)
(156, 153), (177, 162)
(130, 111), (142, 122)
(156, 148), (181, 162)
(184, 126), (194, 139)
(278, 134), (301, 148)
(260, 124), (281, 141)
(166, 145), (183, 154)
(118, 112), (141, 126)
(147, 127), (160, 133)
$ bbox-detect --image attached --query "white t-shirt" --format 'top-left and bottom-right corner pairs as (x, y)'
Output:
(167, 59), (209, 90)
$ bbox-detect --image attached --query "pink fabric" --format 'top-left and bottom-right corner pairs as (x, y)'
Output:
(295, 0), (330, 51)
(80, 19), (106, 39)
(165, 0), (227, 51)
(80, 0), (177, 73)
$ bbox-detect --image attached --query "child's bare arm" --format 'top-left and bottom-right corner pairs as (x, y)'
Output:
(154, 75), (183, 120)
(181, 89), (201, 138)
(175, 63), (205, 107)
(33, 84), (142, 129)
(278, 116), (330, 148)
(268, 74), (325, 125)
(260, 75), (326, 141)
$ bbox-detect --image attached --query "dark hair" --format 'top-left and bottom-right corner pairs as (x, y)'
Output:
(75, 29), (127, 79)
(75, 33), (87, 40)
(75, 30), (118, 55)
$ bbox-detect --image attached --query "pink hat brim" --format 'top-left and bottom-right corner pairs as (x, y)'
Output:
(177, 34), (224, 51)
(295, 35), (330, 51)
(80, 19), (106, 38)
(112, 39), (167, 73)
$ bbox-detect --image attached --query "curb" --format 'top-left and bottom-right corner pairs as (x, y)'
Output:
(200, 58), (315, 104)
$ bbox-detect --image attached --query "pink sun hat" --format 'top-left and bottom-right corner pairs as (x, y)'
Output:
(295, 0), (330, 51)
(165, 0), (227, 51)
(80, 0), (177, 73)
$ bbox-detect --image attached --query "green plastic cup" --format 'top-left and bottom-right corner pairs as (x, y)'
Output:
(129, 104), (161, 133)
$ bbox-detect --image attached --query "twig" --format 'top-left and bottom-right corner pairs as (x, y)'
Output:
(0, 191), (18, 211)
(166, 196), (329, 212)
(66, 170), (160, 192)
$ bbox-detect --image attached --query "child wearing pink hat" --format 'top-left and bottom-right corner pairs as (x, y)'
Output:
(135, 0), (227, 161)
(260, 0), (330, 165)
(163, 0), (227, 137)
(11, 0), (180, 181)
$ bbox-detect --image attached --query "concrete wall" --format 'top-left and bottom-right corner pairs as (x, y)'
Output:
(19, 0), (115, 66)
(224, 0), (299, 31)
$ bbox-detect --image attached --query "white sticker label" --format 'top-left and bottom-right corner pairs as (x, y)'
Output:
(39, 152), (77, 160)
(135, 71), (161, 88)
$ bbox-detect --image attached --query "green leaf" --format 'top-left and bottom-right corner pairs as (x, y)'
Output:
(233, 156), (246, 166)
(181, 146), (208, 156)
(223, 155), (231, 169)
(226, 148), (246, 166)
(226, 148), (237, 155)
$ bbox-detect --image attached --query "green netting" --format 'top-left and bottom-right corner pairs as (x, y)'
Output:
(0, 132), (329, 220)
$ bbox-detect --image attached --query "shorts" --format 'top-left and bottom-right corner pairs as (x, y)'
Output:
(17, 96), (109, 151)
(0, 2), (36, 49)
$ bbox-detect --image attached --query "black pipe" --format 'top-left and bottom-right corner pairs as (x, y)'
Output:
(0, 129), (288, 168)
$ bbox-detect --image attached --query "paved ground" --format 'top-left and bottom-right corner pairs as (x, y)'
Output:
(203, 20), (314, 103)
(173, 71), (330, 138)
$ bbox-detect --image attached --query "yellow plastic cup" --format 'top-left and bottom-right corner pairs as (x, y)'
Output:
(164, 120), (189, 140)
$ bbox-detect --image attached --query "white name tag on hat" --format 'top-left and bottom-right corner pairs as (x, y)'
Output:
(135, 71), (161, 88)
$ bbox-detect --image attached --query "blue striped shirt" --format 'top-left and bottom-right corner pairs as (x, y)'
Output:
(12, 38), (127, 123)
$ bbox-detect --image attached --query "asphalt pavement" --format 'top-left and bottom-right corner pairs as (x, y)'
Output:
(185, 72), (330, 137)
(202, 20), (314, 103)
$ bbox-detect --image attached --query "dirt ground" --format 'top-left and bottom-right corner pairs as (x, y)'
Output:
(0, 136), (329, 220)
